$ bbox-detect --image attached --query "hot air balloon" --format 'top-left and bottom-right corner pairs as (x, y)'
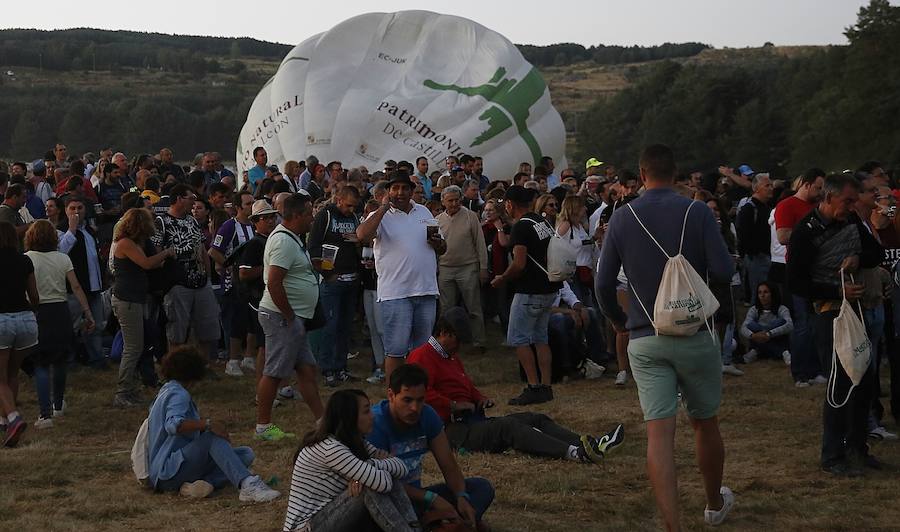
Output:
(236, 10), (567, 184)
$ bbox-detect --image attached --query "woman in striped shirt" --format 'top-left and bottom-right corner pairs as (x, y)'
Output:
(283, 389), (420, 532)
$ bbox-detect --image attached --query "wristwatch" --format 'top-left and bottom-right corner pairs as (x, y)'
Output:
(450, 400), (457, 412)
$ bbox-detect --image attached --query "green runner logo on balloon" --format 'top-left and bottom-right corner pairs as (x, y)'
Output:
(424, 67), (545, 165)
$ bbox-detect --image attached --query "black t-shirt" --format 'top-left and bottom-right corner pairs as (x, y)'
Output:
(0, 250), (34, 313)
(509, 213), (562, 294)
(238, 233), (268, 304)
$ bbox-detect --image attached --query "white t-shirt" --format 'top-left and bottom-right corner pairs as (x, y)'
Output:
(373, 203), (439, 302)
(25, 250), (73, 304)
(557, 223), (593, 267)
(768, 209), (786, 264)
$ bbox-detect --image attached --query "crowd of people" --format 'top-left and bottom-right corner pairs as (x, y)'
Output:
(0, 141), (897, 530)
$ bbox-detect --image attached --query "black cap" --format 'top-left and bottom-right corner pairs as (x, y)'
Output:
(504, 185), (538, 205)
(387, 170), (414, 187)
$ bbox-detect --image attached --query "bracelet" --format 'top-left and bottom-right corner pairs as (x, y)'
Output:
(204, 418), (211, 432)
(455, 491), (471, 501)
(423, 490), (437, 510)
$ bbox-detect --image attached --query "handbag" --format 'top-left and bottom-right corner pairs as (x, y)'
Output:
(827, 270), (872, 408)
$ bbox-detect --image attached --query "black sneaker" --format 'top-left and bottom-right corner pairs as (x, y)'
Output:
(542, 385), (554, 402)
(508, 386), (545, 406)
(575, 445), (594, 464)
(324, 372), (338, 388)
(593, 423), (625, 456)
(337, 370), (357, 383)
(822, 462), (864, 478)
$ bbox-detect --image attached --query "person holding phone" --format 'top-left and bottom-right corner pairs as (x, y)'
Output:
(408, 318), (624, 463)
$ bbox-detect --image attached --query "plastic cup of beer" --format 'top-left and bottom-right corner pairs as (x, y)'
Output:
(426, 220), (439, 241)
(321, 244), (338, 270)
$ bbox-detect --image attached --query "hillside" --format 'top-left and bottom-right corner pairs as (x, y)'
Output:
(0, 27), (827, 163)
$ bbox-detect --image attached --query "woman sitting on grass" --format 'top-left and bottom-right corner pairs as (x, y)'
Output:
(283, 389), (419, 532)
(740, 282), (793, 365)
(147, 345), (280, 503)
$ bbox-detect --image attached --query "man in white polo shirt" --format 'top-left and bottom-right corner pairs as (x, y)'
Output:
(357, 170), (447, 381)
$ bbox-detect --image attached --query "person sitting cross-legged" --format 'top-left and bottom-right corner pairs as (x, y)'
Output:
(367, 364), (494, 532)
(740, 282), (793, 365)
(409, 318), (624, 463)
(146, 345), (281, 503)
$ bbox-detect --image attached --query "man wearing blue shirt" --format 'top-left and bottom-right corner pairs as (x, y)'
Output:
(414, 156), (432, 200)
(247, 147), (267, 192)
(368, 364), (494, 530)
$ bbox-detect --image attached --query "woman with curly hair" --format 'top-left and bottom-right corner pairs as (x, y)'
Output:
(25, 220), (95, 428)
(111, 208), (174, 408)
(147, 345), (280, 502)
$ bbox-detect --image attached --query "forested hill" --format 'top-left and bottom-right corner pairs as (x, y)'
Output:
(0, 27), (709, 161)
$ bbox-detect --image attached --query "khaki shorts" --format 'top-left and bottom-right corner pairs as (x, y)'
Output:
(257, 307), (316, 380)
(163, 283), (220, 344)
(627, 331), (721, 421)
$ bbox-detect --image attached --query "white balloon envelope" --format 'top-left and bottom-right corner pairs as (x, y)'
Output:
(236, 10), (567, 182)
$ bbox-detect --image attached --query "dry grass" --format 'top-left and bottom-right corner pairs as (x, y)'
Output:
(2, 323), (899, 531)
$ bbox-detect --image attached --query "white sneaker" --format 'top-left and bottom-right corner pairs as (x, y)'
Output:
(347, 351), (360, 359)
(782, 351), (791, 365)
(742, 349), (758, 364)
(239, 475), (281, 503)
(795, 380), (811, 388)
(34, 416), (54, 430)
(180, 480), (214, 498)
(53, 400), (67, 417)
(615, 370), (629, 386)
(225, 360), (244, 377)
(809, 375), (828, 385)
(240, 357), (256, 372)
(277, 386), (296, 400)
(704, 486), (735, 526)
(722, 364), (744, 377)
(366, 368), (386, 384)
(869, 426), (899, 440)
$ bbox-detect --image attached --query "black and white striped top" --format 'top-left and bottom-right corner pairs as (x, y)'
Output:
(283, 437), (408, 531)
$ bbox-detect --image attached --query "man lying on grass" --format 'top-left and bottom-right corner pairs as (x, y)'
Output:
(408, 317), (624, 463)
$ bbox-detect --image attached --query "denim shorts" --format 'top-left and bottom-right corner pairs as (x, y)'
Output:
(257, 307), (316, 379)
(378, 295), (437, 358)
(506, 293), (557, 346)
(0, 311), (39, 350)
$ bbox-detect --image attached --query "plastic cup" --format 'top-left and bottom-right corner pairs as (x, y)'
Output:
(321, 244), (338, 270)
(426, 220), (439, 241)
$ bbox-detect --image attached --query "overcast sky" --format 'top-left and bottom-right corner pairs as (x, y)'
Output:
(0, 0), (878, 48)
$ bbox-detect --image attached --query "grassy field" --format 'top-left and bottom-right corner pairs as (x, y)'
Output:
(2, 322), (899, 531)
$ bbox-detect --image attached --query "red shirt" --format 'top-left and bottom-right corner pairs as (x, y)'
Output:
(774, 195), (815, 232)
(408, 340), (485, 424)
(774, 195), (815, 261)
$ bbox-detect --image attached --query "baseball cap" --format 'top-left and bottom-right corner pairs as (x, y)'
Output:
(737, 164), (754, 176)
(585, 157), (603, 170)
(249, 200), (278, 220)
(32, 159), (45, 173)
(451, 165), (465, 173)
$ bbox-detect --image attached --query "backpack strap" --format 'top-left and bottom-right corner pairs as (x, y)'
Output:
(626, 204), (671, 259)
(677, 202), (695, 255)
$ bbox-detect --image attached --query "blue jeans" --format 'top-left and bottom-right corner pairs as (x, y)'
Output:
(790, 295), (821, 381)
(721, 323), (735, 365)
(746, 318), (789, 358)
(318, 280), (359, 373)
(547, 308), (605, 371)
(68, 292), (106, 366)
(363, 289), (385, 369)
(34, 363), (66, 418)
(422, 477), (494, 522)
(156, 432), (254, 491)
(307, 480), (418, 532)
(379, 296), (438, 358)
(744, 254), (771, 305)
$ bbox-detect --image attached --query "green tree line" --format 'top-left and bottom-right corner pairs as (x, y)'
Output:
(576, 0), (900, 175)
(518, 42), (709, 67)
